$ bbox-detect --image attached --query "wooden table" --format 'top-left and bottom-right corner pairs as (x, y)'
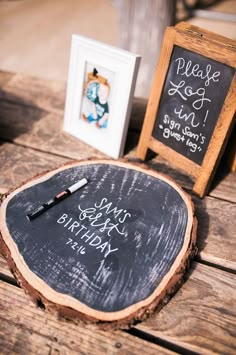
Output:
(0, 70), (235, 354)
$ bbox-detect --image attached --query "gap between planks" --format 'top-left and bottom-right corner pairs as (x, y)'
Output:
(196, 257), (236, 275)
(0, 281), (174, 355)
(136, 261), (236, 355)
(0, 261), (235, 354)
(126, 328), (200, 355)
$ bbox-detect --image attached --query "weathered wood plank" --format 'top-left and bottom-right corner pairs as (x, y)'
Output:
(193, 196), (236, 270)
(0, 72), (66, 113)
(0, 99), (46, 143)
(0, 255), (13, 279)
(0, 281), (174, 355)
(0, 72), (147, 130)
(0, 319), (65, 355)
(0, 92), (140, 161)
(0, 142), (69, 193)
(0, 70), (15, 87)
(136, 262), (236, 355)
(148, 156), (236, 203)
(0, 261), (235, 354)
(0, 103), (140, 171)
(0, 100), (105, 160)
(0, 133), (137, 195)
(146, 156), (194, 190)
(0, 135), (139, 195)
(209, 170), (236, 203)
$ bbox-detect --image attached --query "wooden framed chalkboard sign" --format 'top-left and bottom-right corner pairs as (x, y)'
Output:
(0, 160), (197, 328)
(137, 23), (236, 197)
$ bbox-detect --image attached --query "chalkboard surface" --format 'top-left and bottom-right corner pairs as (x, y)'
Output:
(152, 45), (235, 165)
(0, 160), (196, 326)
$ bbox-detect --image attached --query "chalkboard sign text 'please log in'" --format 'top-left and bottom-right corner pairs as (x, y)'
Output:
(137, 23), (236, 197)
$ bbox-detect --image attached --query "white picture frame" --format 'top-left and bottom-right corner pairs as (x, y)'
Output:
(64, 35), (141, 159)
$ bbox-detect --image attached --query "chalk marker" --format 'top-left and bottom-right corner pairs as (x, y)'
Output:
(27, 178), (88, 221)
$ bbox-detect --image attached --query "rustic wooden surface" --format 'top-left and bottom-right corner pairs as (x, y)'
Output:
(0, 70), (235, 354)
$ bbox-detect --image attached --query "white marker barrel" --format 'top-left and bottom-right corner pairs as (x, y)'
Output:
(68, 178), (88, 194)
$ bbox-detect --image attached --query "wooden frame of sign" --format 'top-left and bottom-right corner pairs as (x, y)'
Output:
(137, 23), (236, 198)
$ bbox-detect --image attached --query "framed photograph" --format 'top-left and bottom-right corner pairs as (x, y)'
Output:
(64, 35), (141, 158)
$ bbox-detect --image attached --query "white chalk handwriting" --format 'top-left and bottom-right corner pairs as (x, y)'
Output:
(56, 198), (132, 258)
(175, 57), (220, 87)
(158, 54), (221, 157)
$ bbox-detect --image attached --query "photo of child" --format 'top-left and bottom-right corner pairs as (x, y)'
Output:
(81, 63), (114, 129)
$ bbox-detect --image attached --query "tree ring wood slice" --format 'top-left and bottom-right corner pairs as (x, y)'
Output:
(0, 159), (197, 328)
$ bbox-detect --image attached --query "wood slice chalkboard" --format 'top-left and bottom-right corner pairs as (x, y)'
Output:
(0, 160), (197, 328)
(137, 23), (236, 198)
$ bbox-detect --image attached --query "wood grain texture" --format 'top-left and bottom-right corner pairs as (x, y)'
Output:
(193, 196), (236, 270)
(0, 141), (69, 194)
(149, 138), (200, 177)
(0, 282), (173, 355)
(147, 155), (236, 203)
(0, 71), (146, 132)
(137, 26), (176, 160)
(0, 160), (196, 327)
(0, 255), (13, 279)
(174, 25), (236, 67)
(209, 171), (236, 203)
(192, 73), (236, 197)
(0, 100), (106, 160)
(0, 260), (235, 354)
(137, 262), (236, 355)
(176, 22), (236, 47)
(1, 132), (234, 202)
(0, 72), (66, 113)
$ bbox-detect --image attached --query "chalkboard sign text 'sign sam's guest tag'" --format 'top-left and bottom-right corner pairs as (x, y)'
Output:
(137, 23), (236, 197)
